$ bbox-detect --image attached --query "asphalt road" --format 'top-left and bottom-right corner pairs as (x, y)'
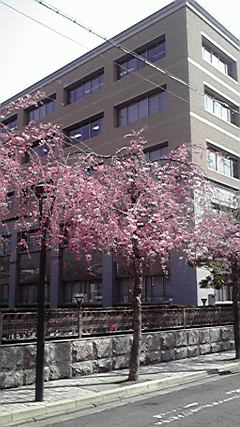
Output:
(49, 373), (240, 427)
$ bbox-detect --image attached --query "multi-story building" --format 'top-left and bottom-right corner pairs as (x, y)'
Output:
(0, 0), (239, 308)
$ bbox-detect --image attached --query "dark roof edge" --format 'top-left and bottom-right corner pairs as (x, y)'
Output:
(187, 0), (239, 45)
(1, 0), (239, 107)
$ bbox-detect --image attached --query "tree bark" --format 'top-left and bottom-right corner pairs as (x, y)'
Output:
(128, 250), (143, 381)
(231, 262), (240, 359)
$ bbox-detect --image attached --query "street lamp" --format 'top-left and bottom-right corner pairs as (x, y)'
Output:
(74, 293), (85, 338)
(35, 185), (46, 402)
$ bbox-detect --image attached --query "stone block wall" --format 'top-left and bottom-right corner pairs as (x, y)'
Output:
(0, 325), (234, 389)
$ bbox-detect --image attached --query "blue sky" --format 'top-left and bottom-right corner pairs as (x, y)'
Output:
(0, 0), (239, 103)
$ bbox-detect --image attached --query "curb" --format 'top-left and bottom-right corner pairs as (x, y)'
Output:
(207, 361), (240, 375)
(0, 371), (208, 427)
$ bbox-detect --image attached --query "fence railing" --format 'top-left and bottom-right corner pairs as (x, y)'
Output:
(0, 306), (233, 344)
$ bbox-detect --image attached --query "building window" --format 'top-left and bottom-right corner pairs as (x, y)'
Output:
(17, 231), (50, 305)
(0, 115), (17, 133)
(18, 232), (41, 252)
(61, 248), (102, 304)
(204, 89), (238, 126)
(117, 37), (165, 79)
(202, 37), (237, 79)
(27, 95), (56, 123)
(117, 90), (167, 127)
(62, 280), (102, 305)
(0, 236), (11, 305)
(202, 45), (228, 74)
(215, 285), (232, 302)
(31, 142), (50, 157)
(6, 191), (14, 210)
(67, 71), (104, 104)
(24, 140), (51, 163)
(142, 276), (154, 303)
(0, 235), (11, 256)
(0, 282), (9, 305)
(66, 116), (104, 143)
(207, 145), (239, 179)
(145, 144), (168, 165)
(117, 275), (163, 304)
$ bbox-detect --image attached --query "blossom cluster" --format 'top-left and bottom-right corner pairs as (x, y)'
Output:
(1, 95), (238, 280)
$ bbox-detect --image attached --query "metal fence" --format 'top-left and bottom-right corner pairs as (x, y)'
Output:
(0, 306), (233, 344)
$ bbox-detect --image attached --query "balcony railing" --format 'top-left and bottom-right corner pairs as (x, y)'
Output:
(0, 306), (233, 344)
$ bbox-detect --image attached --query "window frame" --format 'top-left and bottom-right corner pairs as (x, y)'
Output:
(204, 90), (238, 126)
(66, 70), (104, 105)
(201, 36), (237, 80)
(207, 145), (239, 179)
(202, 44), (229, 75)
(0, 235), (11, 305)
(17, 231), (50, 305)
(144, 143), (169, 165)
(27, 95), (56, 123)
(117, 90), (167, 127)
(66, 115), (104, 144)
(61, 279), (102, 305)
(117, 275), (163, 304)
(116, 36), (166, 80)
(0, 115), (17, 133)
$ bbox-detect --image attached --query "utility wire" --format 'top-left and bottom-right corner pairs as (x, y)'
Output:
(0, 1), (88, 49)
(35, 0), (240, 117)
(0, 0), (189, 110)
(0, 0), (192, 159)
(0, 0), (239, 120)
(1, 5), (237, 198)
(36, 0), (190, 89)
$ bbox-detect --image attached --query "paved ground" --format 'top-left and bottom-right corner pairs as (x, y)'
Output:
(0, 351), (239, 426)
(50, 373), (240, 427)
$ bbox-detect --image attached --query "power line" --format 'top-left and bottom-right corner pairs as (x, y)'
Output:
(0, 0), (189, 110)
(0, 1), (87, 49)
(35, 0), (190, 89)
(35, 0), (240, 117)
(0, 0), (239, 120)
(0, 2), (192, 159)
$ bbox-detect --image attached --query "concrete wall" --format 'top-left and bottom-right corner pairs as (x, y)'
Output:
(0, 325), (234, 389)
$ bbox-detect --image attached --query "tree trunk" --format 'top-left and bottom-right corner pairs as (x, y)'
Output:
(231, 262), (240, 359)
(128, 252), (143, 381)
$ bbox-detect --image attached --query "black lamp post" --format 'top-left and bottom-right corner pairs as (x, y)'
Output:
(35, 186), (47, 402)
(74, 294), (85, 338)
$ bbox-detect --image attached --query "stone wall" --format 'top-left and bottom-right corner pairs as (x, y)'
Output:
(0, 325), (234, 389)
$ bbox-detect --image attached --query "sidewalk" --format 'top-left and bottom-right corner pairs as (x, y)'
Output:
(0, 351), (239, 426)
